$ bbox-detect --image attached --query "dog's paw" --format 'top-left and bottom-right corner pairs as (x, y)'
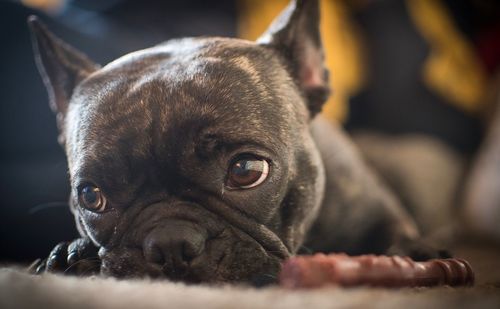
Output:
(29, 238), (101, 275)
(387, 239), (451, 261)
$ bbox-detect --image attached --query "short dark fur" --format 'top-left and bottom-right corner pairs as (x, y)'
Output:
(28, 0), (445, 284)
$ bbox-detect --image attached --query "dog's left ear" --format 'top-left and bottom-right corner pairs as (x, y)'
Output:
(27, 16), (100, 117)
(257, 0), (329, 117)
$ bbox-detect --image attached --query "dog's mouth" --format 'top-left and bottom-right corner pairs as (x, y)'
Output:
(97, 198), (289, 284)
(99, 226), (284, 284)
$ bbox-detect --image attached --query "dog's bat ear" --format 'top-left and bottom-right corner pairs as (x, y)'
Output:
(257, 0), (329, 117)
(27, 16), (100, 116)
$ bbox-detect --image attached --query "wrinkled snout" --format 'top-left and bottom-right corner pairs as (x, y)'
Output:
(142, 220), (208, 277)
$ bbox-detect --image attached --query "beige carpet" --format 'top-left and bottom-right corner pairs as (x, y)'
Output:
(1, 239), (499, 309)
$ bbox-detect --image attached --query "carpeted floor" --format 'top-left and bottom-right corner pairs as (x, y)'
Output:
(1, 239), (499, 309)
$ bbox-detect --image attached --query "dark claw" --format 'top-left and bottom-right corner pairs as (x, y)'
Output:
(46, 242), (69, 272)
(32, 238), (101, 276)
(27, 258), (44, 274)
(67, 252), (78, 265)
(35, 260), (46, 274)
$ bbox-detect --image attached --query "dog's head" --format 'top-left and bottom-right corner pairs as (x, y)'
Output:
(29, 0), (329, 283)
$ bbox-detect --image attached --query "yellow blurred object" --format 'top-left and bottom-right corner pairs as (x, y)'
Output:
(238, 0), (489, 121)
(238, 0), (365, 123)
(407, 0), (488, 115)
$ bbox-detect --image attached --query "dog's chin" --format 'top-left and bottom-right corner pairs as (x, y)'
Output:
(99, 227), (283, 284)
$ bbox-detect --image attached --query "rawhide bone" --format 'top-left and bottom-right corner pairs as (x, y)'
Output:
(279, 253), (474, 288)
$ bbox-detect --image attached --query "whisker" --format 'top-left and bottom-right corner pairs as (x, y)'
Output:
(64, 257), (101, 274)
(28, 202), (68, 215)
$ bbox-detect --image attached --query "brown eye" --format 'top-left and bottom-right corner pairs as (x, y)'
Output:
(226, 156), (270, 189)
(79, 185), (107, 212)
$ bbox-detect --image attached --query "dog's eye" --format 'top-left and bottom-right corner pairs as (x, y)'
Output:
(79, 185), (107, 212)
(226, 155), (269, 189)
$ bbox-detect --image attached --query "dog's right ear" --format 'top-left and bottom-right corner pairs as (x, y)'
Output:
(257, 0), (329, 118)
(27, 16), (99, 117)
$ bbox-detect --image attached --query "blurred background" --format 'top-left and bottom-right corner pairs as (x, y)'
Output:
(0, 0), (499, 264)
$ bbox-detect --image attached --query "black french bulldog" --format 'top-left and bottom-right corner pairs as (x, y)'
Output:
(29, 0), (444, 284)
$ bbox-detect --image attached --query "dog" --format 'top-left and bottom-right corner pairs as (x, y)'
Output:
(28, 0), (444, 284)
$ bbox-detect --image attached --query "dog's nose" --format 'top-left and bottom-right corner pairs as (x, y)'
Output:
(143, 220), (207, 271)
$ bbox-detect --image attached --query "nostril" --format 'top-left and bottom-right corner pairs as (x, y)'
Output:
(182, 234), (205, 262)
(143, 238), (164, 265)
